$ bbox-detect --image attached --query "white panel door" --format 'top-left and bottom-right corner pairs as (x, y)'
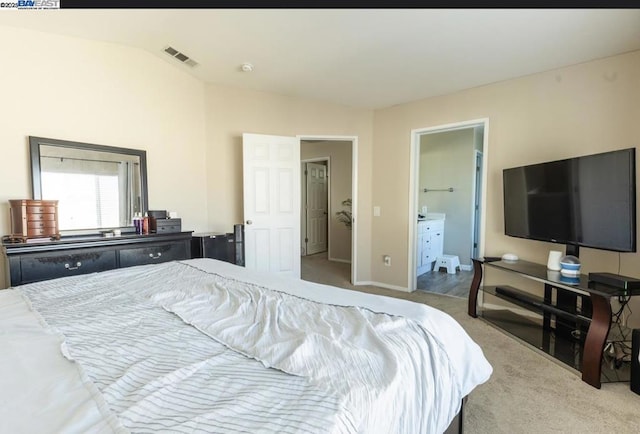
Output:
(305, 162), (328, 255)
(242, 133), (300, 277)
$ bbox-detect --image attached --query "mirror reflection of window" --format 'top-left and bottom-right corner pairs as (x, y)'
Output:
(39, 145), (141, 231)
(41, 172), (120, 230)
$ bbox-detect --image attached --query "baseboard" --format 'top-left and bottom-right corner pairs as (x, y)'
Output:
(328, 257), (351, 264)
(355, 280), (411, 293)
(460, 264), (472, 271)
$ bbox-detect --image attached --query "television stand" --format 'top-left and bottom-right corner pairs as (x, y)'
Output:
(468, 257), (638, 389)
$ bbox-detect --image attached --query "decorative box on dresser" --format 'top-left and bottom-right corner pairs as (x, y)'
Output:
(9, 199), (60, 241)
(2, 232), (193, 287)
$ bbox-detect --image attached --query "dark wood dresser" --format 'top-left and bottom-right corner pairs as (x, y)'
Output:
(2, 232), (192, 287)
(9, 199), (60, 241)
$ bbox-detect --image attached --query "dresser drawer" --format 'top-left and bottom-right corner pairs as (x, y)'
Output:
(18, 249), (117, 284)
(27, 227), (59, 237)
(27, 213), (57, 222)
(119, 241), (189, 268)
(418, 219), (445, 233)
(153, 223), (182, 234)
(27, 220), (58, 230)
(423, 251), (436, 264)
(424, 220), (444, 232)
(26, 205), (57, 214)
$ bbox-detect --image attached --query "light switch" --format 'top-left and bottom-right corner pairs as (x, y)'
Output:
(373, 206), (381, 217)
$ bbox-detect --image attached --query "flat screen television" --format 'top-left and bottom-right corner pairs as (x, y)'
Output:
(503, 148), (637, 254)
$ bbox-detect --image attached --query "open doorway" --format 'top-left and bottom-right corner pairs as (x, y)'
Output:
(408, 119), (489, 296)
(300, 139), (355, 287)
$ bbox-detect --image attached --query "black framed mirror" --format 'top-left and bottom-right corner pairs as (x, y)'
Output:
(29, 136), (148, 235)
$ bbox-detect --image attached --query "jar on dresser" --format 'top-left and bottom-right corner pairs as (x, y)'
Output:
(9, 199), (60, 241)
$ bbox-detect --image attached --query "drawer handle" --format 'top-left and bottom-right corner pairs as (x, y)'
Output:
(65, 262), (82, 270)
(149, 252), (162, 259)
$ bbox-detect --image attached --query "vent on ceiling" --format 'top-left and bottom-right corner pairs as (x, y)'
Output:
(164, 46), (198, 67)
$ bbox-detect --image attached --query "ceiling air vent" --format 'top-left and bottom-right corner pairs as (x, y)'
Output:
(163, 46), (198, 68)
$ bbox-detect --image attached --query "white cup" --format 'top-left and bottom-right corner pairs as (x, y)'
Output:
(547, 250), (563, 271)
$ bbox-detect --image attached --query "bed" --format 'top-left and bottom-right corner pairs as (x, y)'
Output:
(0, 258), (492, 433)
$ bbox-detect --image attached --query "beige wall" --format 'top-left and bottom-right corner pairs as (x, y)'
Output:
(373, 50), (640, 324)
(0, 26), (208, 288)
(419, 128), (475, 266)
(204, 84), (373, 282)
(301, 140), (353, 262)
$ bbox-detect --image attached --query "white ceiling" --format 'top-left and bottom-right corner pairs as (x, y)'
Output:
(1, 9), (639, 109)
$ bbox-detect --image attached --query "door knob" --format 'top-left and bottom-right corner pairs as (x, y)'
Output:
(246, 220), (253, 225)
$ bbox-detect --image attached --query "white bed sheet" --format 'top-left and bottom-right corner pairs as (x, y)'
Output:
(0, 290), (127, 434)
(1, 258), (492, 434)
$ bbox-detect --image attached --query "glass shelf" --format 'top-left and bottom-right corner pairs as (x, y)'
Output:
(480, 290), (631, 383)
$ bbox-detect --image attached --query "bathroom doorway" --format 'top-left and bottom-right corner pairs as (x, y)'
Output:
(408, 119), (489, 293)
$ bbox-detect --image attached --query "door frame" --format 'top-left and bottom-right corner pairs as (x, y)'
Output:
(407, 119), (489, 291)
(298, 135), (357, 284)
(471, 150), (483, 260)
(301, 157), (330, 257)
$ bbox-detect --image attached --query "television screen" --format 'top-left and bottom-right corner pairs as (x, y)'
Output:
(503, 148), (636, 253)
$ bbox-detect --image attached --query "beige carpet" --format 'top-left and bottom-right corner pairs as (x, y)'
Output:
(301, 254), (640, 434)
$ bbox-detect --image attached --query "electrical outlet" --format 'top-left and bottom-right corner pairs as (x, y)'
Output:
(383, 255), (391, 266)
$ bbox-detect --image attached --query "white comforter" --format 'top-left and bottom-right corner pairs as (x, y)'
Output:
(0, 290), (127, 434)
(1, 258), (492, 433)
